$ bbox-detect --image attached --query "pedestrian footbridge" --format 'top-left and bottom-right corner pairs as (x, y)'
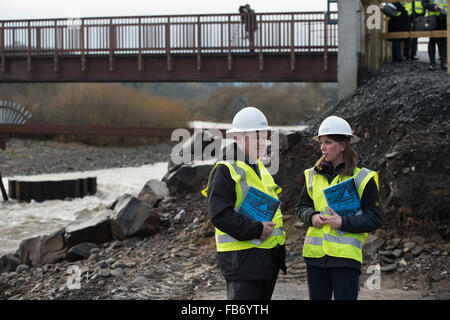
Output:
(0, 12), (338, 83)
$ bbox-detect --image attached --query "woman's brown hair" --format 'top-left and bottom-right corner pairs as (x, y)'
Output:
(314, 134), (357, 177)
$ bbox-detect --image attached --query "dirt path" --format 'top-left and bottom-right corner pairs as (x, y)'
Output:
(193, 274), (434, 300)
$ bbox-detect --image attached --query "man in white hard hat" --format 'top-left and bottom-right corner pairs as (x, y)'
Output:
(202, 106), (286, 300)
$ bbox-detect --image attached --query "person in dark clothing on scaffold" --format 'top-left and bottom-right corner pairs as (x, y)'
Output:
(382, 2), (411, 62)
(402, 1), (426, 60)
(422, 0), (447, 70)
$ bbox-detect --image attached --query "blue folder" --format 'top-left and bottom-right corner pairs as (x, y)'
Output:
(237, 186), (280, 222)
(323, 178), (361, 217)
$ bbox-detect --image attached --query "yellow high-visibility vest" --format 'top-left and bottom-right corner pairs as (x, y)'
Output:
(402, 1), (425, 15)
(302, 166), (379, 264)
(202, 159), (285, 252)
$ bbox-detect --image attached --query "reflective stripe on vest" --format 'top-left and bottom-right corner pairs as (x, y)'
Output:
(302, 166), (379, 263)
(229, 162), (249, 195)
(307, 168), (314, 194)
(305, 234), (363, 250)
(216, 227), (284, 244)
(202, 159), (285, 252)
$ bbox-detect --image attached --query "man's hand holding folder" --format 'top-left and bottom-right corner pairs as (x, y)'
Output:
(259, 222), (277, 241)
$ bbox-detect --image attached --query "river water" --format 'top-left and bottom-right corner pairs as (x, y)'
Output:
(0, 162), (168, 256)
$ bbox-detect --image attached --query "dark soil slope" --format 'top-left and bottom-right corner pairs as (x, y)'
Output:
(276, 62), (450, 239)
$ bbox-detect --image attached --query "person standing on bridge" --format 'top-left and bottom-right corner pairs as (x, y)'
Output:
(295, 116), (382, 300)
(239, 4), (258, 52)
(202, 106), (286, 300)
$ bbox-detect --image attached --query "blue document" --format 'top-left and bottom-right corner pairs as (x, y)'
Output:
(323, 178), (361, 217)
(237, 186), (280, 222)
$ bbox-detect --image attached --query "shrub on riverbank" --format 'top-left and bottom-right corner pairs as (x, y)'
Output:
(44, 84), (190, 145)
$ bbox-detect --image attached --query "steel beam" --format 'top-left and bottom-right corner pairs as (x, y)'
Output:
(0, 53), (337, 82)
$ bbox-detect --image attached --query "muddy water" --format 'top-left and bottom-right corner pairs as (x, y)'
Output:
(0, 162), (168, 255)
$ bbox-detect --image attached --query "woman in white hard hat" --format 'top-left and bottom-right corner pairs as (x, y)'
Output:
(202, 106), (286, 300)
(295, 115), (382, 300)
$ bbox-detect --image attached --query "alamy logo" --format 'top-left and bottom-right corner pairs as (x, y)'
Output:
(66, 265), (81, 290)
(366, 5), (382, 30)
(365, 264), (381, 290)
(170, 126), (280, 175)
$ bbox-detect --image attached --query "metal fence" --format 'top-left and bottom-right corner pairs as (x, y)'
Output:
(0, 12), (338, 57)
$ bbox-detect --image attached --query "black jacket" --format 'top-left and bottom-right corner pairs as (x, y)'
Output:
(295, 161), (382, 271)
(422, 0), (447, 29)
(388, 3), (411, 33)
(206, 143), (286, 281)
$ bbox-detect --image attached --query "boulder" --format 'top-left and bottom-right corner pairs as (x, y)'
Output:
(392, 249), (403, 258)
(138, 179), (169, 207)
(110, 194), (160, 240)
(363, 234), (385, 256)
(381, 263), (398, 272)
(65, 209), (113, 248)
(162, 160), (215, 193)
(0, 254), (21, 273)
(277, 129), (304, 151)
(18, 236), (41, 266)
(15, 264), (30, 272)
(65, 242), (99, 262)
(131, 276), (149, 286)
(18, 228), (67, 266)
(41, 228), (67, 264)
(411, 245), (424, 256)
(168, 130), (217, 171)
(403, 241), (416, 251)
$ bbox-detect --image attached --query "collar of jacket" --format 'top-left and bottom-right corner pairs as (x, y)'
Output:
(316, 161), (345, 176)
(220, 142), (254, 166)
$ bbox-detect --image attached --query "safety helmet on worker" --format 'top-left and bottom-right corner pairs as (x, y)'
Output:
(313, 115), (360, 144)
(226, 107), (272, 133)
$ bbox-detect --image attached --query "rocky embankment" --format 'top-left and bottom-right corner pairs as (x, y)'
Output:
(0, 193), (222, 300)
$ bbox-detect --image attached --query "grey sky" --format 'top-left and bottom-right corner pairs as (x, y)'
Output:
(0, 0), (329, 20)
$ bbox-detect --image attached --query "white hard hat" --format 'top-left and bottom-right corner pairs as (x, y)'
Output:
(313, 115), (360, 144)
(226, 107), (272, 133)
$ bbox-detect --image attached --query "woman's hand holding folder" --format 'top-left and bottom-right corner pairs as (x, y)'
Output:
(311, 213), (327, 228)
(311, 207), (342, 229)
(322, 207), (342, 229)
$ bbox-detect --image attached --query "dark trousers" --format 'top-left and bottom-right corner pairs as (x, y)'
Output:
(226, 273), (279, 300)
(428, 37), (447, 65)
(391, 39), (403, 62)
(404, 38), (418, 59)
(306, 264), (360, 300)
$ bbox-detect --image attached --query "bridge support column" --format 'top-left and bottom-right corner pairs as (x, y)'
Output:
(337, 0), (361, 100)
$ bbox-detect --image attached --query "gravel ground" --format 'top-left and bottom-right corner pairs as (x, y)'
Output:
(0, 138), (175, 177)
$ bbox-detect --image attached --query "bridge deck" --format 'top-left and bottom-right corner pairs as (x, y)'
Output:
(0, 12), (337, 82)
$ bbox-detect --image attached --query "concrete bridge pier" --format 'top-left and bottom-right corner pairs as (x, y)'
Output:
(338, 0), (364, 101)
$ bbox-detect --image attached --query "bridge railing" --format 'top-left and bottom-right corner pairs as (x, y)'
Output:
(0, 12), (338, 57)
